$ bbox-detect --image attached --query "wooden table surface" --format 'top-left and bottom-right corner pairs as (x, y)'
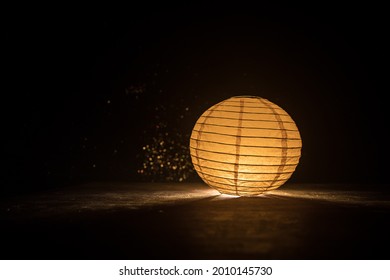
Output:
(1, 182), (389, 260)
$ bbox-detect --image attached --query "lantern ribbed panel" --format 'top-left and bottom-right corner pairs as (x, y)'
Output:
(190, 96), (302, 196)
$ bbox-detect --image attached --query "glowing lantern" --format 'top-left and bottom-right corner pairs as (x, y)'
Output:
(190, 96), (302, 196)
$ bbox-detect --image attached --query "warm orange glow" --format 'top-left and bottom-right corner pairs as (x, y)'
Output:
(190, 96), (302, 196)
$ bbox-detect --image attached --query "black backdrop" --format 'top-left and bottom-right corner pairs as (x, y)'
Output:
(3, 5), (388, 195)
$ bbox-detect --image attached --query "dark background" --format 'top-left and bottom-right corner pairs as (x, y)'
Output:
(3, 5), (388, 195)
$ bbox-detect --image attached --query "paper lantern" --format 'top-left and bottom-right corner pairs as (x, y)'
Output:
(190, 96), (302, 196)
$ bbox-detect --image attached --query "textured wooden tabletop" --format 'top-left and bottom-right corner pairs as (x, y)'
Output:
(1, 183), (389, 260)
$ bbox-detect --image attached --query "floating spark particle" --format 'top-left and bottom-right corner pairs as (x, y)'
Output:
(125, 84), (146, 95)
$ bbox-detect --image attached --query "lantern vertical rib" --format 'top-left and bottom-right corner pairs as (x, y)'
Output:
(234, 99), (245, 195)
(195, 102), (223, 188)
(256, 98), (289, 192)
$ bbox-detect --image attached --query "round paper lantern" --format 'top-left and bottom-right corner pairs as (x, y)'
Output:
(190, 95), (302, 196)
